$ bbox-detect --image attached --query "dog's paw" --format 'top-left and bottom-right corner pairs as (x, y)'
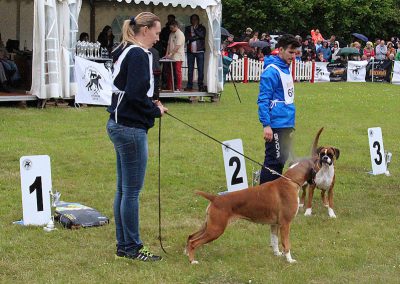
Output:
(284, 252), (297, 263)
(273, 250), (282, 257)
(298, 203), (304, 208)
(328, 208), (336, 218)
(183, 248), (189, 256)
(287, 258), (297, 264)
(190, 260), (199, 264)
(304, 208), (312, 216)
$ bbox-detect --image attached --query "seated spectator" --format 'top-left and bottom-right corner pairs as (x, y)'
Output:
(315, 39), (322, 53)
(331, 41), (340, 61)
(311, 28), (324, 44)
(295, 35), (302, 60)
(328, 35), (336, 49)
(316, 52), (327, 62)
(386, 42), (396, 59)
(237, 46), (246, 59)
(249, 31), (259, 45)
(363, 41), (375, 60)
(301, 37), (316, 61)
(375, 40), (387, 60)
(239, 27), (252, 42)
(318, 41), (332, 62)
(0, 47), (20, 86)
(79, 32), (89, 42)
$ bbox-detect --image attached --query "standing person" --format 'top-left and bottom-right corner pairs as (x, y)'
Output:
(375, 40), (387, 60)
(257, 34), (300, 184)
(184, 14), (206, 91)
(165, 20), (185, 92)
(363, 41), (375, 61)
(106, 12), (168, 262)
(97, 25), (115, 55)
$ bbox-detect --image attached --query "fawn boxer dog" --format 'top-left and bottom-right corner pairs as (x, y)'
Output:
(185, 157), (317, 264)
(299, 128), (340, 218)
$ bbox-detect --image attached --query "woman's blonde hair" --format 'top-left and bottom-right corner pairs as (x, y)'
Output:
(117, 12), (160, 49)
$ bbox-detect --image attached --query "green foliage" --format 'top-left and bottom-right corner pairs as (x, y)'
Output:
(222, 0), (400, 41)
(1, 82), (400, 283)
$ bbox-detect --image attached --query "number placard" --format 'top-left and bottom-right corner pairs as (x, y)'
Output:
(222, 139), (248, 192)
(368, 128), (387, 175)
(20, 155), (52, 225)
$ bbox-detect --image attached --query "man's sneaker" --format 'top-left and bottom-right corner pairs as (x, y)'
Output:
(135, 246), (162, 262)
(115, 247), (127, 259)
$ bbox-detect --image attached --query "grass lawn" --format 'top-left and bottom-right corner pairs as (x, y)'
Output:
(0, 82), (399, 283)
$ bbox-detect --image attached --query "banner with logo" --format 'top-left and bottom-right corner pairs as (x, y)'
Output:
(326, 62), (347, 82)
(347, 60), (368, 82)
(391, 61), (400, 85)
(74, 56), (112, 105)
(366, 59), (393, 83)
(314, 62), (331, 82)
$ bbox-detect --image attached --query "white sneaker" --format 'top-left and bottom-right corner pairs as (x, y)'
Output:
(174, 89), (181, 93)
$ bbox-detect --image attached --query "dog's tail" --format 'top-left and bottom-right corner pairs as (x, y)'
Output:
(311, 127), (324, 157)
(196, 191), (216, 202)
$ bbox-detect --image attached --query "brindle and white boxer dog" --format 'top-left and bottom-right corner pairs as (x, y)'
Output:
(299, 128), (340, 218)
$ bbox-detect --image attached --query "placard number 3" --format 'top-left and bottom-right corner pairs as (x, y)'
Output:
(29, 176), (43, 212)
(373, 141), (382, 165)
(229, 157), (243, 185)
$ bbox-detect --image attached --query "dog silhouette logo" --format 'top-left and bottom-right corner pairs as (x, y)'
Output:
(23, 159), (32, 171)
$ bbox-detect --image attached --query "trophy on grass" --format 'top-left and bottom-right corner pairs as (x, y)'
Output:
(385, 151), (392, 176)
(43, 189), (61, 232)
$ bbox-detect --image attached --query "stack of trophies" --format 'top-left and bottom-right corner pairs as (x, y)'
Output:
(75, 41), (109, 59)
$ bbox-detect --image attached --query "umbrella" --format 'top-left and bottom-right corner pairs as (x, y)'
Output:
(221, 27), (231, 37)
(352, 33), (368, 42)
(336, 47), (360, 57)
(249, 40), (270, 49)
(227, 42), (253, 52)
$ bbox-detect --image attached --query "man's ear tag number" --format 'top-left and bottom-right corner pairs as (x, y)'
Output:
(222, 139), (248, 192)
(368, 128), (387, 175)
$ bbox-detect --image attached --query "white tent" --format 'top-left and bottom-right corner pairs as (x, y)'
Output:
(30, 0), (223, 99)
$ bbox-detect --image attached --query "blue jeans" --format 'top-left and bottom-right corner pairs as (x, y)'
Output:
(187, 52), (204, 88)
(106, 119), (148, 254)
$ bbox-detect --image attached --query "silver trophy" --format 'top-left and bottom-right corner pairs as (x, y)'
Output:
(252, 167), (261, 187)
(385, 151), (392, 176)
(43, 189), (61, 232)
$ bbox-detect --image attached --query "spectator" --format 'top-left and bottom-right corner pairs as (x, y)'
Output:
(363, 41), (375, 60)
(0, 47), (20, 86)
(184, 14), (206, 91)
(316, 52), (327, 62)
(97, 25), (114, 54)
(79, 32), (89, 42)
(375, 40), (387, 60)
(166, 20), (185, 92)
(311, 28), (325, 44)
(374, 38), (381, 47)
(315, 39), (322, 53)
(237, 46), (246, 59)
(331, 41), (341, 61)
(239, 27), (253, 42)
(249, 31), (259, 45)
(149, 47), (161, 99)
(0, 63), (10, 92)
(295, 35), (302, 60)
(386, 42), (396, 59)
(301, 37), (316, 61)
(158, 14), (175, 90)
(318, 41), (332, 62)
(328, 34), (336, 49)
(261, 33), (267, 41)
(395, 42), (400, 61)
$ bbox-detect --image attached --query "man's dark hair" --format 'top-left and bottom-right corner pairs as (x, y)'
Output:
(169, 20), (179, 27)
(276, 34), (301, 49)
(190, 14), (200, 22)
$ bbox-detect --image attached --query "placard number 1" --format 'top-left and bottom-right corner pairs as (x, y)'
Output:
(29, 176), (43, 212)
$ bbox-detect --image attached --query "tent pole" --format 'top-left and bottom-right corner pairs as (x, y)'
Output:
(90, 0), (96, 41)
(16, 0), (21, 41)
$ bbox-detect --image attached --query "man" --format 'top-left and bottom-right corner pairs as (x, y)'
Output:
(157, 14), (175, 89)
(166, 20), (185, 92)
(184, 14), (206, 91)
(257, 34), (300, 184)
(375, 40), (387, 60)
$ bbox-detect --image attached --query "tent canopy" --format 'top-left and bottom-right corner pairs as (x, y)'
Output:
(115, 0), (218, 9)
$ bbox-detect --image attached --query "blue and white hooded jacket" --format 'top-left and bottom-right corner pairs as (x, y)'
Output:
(257, 55), (295, 129)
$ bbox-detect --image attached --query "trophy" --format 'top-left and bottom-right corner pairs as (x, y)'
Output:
(95, 42), (100, 58)
(43, 189), (61, 232)
(385, 151), (392, 176)
(252, 168), (260, 187)
(76, 40), (81, 56)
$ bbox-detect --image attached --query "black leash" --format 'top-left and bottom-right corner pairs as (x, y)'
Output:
(158, 117), (168, 254)
(165, 112), (301, 187)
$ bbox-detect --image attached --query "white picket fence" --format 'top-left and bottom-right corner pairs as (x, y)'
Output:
(225, 58), (313, 82)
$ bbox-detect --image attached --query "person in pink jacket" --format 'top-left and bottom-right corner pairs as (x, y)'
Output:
(311, 29), (325, 45)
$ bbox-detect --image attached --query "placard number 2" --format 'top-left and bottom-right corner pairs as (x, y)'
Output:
(229, 157), (243, 185)
(373, 141), (382, 165)
(29, 176), (43, 212)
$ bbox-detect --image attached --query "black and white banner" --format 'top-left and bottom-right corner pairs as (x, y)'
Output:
(347, 61), (368, 82)
(327, 62), (347, 82)
(391, 61), (400, 85)
(74, 56), (112, 105)
(366, 59), (393, 83)
(314, 62), (330, 82)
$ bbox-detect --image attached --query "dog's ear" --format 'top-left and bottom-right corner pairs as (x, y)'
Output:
(333, 148), (340, 160)
(316, 146), (323, 155)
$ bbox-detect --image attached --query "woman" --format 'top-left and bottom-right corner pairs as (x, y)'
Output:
(363, 41), (375, 60)
(331, 41), (340, 61)
(318, 41), (332, 62)
(106, 12), (168, 262)
(386, 42), (396, 59)
(97, 25), (115, 54)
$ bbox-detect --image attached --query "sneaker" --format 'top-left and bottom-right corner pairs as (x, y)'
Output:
(174, 89), (181, 93)
(115, 249), (126, 259)
(134, 246), (162, 262)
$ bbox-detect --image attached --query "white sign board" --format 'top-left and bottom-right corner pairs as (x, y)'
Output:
(222, 139), (248, 191)
(20, 155), (52, 225)
(368, 128), (387, 175)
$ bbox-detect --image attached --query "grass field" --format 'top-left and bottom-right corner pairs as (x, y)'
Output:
(0, 82), (399, 283)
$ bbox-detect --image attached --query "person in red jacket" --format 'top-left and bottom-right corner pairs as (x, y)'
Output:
(311, 28), (324, 45)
